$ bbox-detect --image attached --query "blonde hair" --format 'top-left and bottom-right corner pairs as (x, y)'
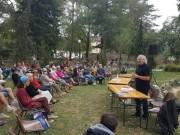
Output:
(137, 55), (147, 64)
(26, 73), (33, 81)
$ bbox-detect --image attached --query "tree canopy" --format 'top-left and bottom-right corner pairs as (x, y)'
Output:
(0, 0), (179, 64)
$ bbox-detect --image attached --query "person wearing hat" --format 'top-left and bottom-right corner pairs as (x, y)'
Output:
(16, 76), (58, 121)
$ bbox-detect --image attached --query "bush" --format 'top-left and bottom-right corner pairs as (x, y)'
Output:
(164, 64), (180, 72)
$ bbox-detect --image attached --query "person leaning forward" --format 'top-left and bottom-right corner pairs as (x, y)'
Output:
(132, 55), (150, 119)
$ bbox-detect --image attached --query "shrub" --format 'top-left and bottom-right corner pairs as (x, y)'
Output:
(164, 64), (180, 72)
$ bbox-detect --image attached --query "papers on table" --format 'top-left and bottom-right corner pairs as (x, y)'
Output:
(121, 87), (134, 92)
(116, 87), (134, 96)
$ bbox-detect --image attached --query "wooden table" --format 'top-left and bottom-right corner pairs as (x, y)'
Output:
(108, 84), (149, 127)
(108, 77), (132, 85)
(118, 74), (133, 78)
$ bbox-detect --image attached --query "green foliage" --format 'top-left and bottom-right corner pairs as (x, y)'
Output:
(164, 64), (180, 72)
(99, 50), (107, 66)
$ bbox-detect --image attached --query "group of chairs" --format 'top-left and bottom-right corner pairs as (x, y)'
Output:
(146, 91), (180, 134)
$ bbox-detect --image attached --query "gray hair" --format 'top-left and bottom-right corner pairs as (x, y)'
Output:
(137, 55), (147, 64)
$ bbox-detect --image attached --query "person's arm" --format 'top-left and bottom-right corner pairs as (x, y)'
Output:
(132, 74), (150, 81)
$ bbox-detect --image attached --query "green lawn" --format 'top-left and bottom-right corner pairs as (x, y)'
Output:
(0, 71), (180, 135)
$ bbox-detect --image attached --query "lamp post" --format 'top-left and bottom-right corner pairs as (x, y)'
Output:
(78, 39), (81, 59)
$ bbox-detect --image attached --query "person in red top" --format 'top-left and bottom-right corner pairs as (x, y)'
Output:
(16, 76), (57, 121)
(31, 70), (51, 92)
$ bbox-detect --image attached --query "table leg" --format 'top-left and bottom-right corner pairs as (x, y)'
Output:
(140, 103), (142, 128)
(123, 100), (125, 126)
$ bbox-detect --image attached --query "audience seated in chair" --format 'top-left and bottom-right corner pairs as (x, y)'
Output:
(40, 68), (66, 96)
(96, 64), (105, 84)
(12, 68), (20, 88)
(149, 82), (164, 101)
(49, 66), (72, 93)
(83, 65), (96, 85)
(119, 66), (127, 74)
(56, 66), (77, 85)
(26, 73), (58, 104)
(0, 62), (10, 78)
(16, 76), (57, 121)
(104, 63), (112, 80)
(31, 69), (51, 92)
(73, 63), (86, 85)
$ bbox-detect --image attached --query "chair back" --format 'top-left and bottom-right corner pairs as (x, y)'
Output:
(13, 109), (27, 133)
(150, 88), (160, 100)
(17, 98), (27, 111)
(162, 92), (175, 102)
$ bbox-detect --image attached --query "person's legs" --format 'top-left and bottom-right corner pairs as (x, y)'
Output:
(4, 88), (15, 104)
(0, 93), (14, 113)
(35, 97), (51, 120)
(0, 102), (10, 119)
(135, 99), (141, 116)
(40, 85), (51, 92)
(0, 93), (9, 106)
(142, 99), (148, 118)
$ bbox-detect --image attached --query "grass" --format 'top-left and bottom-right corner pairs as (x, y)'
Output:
(0, 71), (180, 135)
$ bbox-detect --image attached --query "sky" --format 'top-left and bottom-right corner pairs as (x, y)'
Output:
(148, 0), (179, 30)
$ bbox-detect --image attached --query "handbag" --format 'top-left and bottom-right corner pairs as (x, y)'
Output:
(33, 112), (50, 130)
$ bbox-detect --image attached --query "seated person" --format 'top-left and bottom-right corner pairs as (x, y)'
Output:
(104, 63), (111, 79)
(0, 92), (16, 119)
(0, 80), (18, 107)
(49, 66), (72, 93)
(73, 63), (86, 85)
(16, 76), (58, 121)
(96, 64), (105, 84)
(149, 81), (164, 100)
(56, 66), (77, 85)
(0, 62), (10, 78)
(120, 66), (127, 74)
(12, 68), (20, 87)
(83, 65), (96, 85)
(83, 112), (118, 135)
(26, 73), (58, 104)
(40, 68), (66, 96)
(91, 63), (98, 76)
(31, 69), (51, 92)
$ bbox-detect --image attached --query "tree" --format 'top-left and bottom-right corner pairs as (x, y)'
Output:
(14, 0), (64, 62)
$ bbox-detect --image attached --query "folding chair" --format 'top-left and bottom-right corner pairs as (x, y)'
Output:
(9, 109), (44, 135)
(146, 92), (175, 129)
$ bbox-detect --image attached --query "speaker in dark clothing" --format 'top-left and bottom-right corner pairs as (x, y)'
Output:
(149, 44), (158, 55)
